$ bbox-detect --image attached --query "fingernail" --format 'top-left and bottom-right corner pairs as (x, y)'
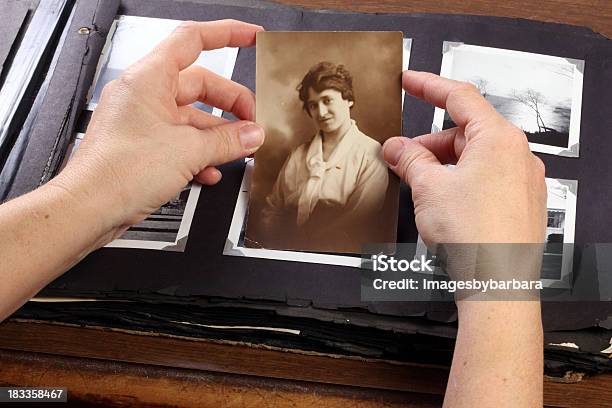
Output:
(383, 138), (406, 166)
(240, 124), (264, 151)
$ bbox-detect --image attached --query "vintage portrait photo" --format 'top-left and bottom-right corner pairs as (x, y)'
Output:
(246, 31), (403, 254)
(225, 38), (412, 264)
(414, 177), (577, 288)
(433, 42), (584, 157)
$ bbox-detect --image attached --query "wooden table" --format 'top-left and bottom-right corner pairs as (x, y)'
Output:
(0, 321), (611, 407)
(1, 1), (610, 406)
(278, 0), (612, 38)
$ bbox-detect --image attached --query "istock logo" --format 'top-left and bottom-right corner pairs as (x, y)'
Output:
(371, 254), (434, 273)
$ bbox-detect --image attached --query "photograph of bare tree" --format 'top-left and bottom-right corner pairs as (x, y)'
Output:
(434, 42), (584, 157)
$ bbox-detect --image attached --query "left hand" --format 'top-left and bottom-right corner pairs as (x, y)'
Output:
(51, 20), (265, 242)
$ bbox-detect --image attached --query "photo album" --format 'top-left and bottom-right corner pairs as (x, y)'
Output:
(32, 1), (612, 306)
(4, 0), (610, 386)
(59, 8), (596, 293)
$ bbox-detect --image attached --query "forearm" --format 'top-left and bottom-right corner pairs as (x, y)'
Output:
(0, 179), (113, 321)
(444, 301), (543, 408)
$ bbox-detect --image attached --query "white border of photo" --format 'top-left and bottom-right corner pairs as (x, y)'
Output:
(105, 184), (202, 251)
(414, 177), (578, 288)
(432, 42), (584, 158)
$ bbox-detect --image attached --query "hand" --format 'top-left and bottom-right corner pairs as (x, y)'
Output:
(383, 70), (547, 246)
(51, 20), (265, 242)
(384, 71), (544, 407)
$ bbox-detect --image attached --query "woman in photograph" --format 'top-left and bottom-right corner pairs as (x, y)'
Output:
(260, 62), (389, 253)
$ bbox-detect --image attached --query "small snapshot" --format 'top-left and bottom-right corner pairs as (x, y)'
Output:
(433, 42), (584, 157)
(542, 177), (577, 285)
(414, 177), (577, 287)
(87, 15), (239, 116)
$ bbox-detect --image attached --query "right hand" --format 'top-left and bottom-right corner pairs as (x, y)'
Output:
(383, 71), (547, 246)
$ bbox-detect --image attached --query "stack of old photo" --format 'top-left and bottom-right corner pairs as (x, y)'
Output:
(3, 0), (612, 376)
(10, 0), (610, 381)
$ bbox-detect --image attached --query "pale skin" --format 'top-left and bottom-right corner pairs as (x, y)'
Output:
(306, 87), (354, 160)
(383, 71), (546, 408)
(0, 20), (544, 407)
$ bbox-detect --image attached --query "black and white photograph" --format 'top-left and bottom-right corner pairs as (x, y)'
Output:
(106, 184), (196, 250)
(433, 42), (584, 157)
(61, 134), (200, 251)
(541, 177), (577, 287)
(74, 15), (240, 251)
(245, 31), (403, 254)
(414, 177), (577, 288)
(87, 15), (239, 117)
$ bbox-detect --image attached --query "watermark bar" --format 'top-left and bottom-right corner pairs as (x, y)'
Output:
(0, 387), (67, 403)
(361, 243), (611, 302)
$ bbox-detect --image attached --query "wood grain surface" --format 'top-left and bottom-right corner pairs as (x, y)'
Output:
(0, 322), (611, 407)
(0, 322), (448, 395)
(274, 0), (612, 38)
(0, 349), (442, 408)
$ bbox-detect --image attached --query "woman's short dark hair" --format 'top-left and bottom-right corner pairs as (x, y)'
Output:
(297, 62), (354, 115)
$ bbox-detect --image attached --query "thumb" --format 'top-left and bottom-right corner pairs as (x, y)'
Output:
(382, 137), (442, 187)
(186, 121), (265, 167)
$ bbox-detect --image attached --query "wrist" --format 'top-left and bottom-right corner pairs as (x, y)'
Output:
(45, 171), (121, 251)
(456, 300), (542, 332)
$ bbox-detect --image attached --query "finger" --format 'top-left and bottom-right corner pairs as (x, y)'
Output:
(195, 166), (223, 185)
(147, 20), (263, 76)
(412, 127), (467, 165)
(403, 70), (501, 130)
(177, 105), (228, 128)
(180, 121), (265, 168)
(382, 137), (444, 187)
(176, 66), (255, 120)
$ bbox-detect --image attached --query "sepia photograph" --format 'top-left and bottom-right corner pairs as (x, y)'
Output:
(225, 38), (411, 264)
(433, 42), (584, 157)
(246, 31), (403, 254)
